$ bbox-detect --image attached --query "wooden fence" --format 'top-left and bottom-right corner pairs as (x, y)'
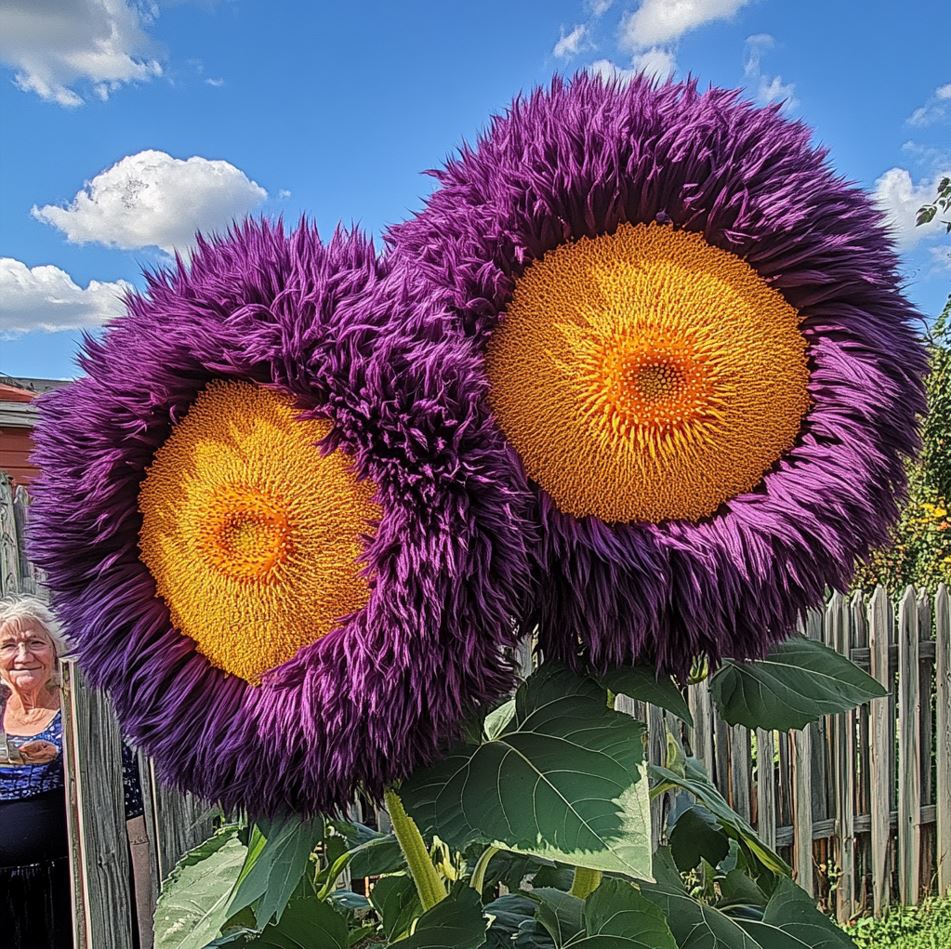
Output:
(677, 586), (951, 921)
(2, 473), (949, 939)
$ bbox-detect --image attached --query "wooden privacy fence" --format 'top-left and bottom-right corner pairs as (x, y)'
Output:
(2, 473), (950, 937)
(678, 586), (951, 922)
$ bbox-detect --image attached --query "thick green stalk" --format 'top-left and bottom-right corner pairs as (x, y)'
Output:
(384, 787), (447, 910)
(469, 845), (499, 895)
(569, 866), (603, 899)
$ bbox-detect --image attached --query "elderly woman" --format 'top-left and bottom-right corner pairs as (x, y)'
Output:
(0, 595), (150, 948)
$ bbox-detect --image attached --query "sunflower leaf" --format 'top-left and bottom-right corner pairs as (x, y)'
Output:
(400, 663), (653, 879)
(710, 636), (887, 731)
(388, 885), (487, 949)
(226, 814), (323, 928)
(154, 825), (248, 949)
(598, 666), (693, 725)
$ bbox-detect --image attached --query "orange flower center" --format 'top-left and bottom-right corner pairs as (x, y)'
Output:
(138, 381), (381, 683)
(487, 222), (810, 523)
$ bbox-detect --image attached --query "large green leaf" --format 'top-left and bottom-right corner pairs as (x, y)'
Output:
(533, 888), (584, 947)
(710, 636), (888, 730)
(641, 849), (762, 949)
(485, 895), (554, 949)
(669, 806), (730, 872)
(401, 664), (653, 879)
(738, 879), (857, 948)
(371, 874), (422, 942)
(568, 879), (677, 949)
(598, 666), (693, 726)
(231, 897), (349, 949)
(651, 758), (789, 876)
(154, 825), (248, 949)
(390, 885), (487, 949)
(227, 815), (322, 928)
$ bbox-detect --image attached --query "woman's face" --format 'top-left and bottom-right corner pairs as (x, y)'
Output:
(0, 618), (56, 695)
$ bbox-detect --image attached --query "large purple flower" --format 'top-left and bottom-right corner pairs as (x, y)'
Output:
(387, 75), (928, 678)
(29, 220), (531, 814)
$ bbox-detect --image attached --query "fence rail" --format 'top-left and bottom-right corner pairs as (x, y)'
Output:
(1, 474), (948, 936)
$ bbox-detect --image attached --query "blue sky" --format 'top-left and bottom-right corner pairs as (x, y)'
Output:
(1, 0), (949, 381)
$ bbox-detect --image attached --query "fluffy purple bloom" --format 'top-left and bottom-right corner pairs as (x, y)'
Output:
(29, 220), (532, 814)
(387, 75), (928, 677)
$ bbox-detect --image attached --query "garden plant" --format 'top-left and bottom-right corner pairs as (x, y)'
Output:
(28, 75), (928, 947)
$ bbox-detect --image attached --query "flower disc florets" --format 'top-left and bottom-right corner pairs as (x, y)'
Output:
(30, 221), (531, 814)
(388, 75), (928, 676)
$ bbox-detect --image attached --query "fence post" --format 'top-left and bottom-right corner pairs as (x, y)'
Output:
(756, 728), (777, 851)
(0, 474), (21, 595)
(829, 592), (856, 921)
(60, 659), (136, 949)
(898, 586), (922, 906)
(936, 584), (951, 895)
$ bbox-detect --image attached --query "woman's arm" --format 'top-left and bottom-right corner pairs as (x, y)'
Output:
(127, 815), (154, 949)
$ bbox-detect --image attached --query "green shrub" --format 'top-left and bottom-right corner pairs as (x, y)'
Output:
(842, 897), (951, 948)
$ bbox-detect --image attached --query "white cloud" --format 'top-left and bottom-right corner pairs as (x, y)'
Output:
(743, 33), (797, 113)
(553, 24), (588, 59)
(588, 59), (638, 85)
(633, 47), (676, 81)
(0, 0), (163, 107)
(587, 0), (614, 15)
(278, 189), (292, 199)
(620, 0), (752, 50)
(205, 76), (224, 87)
(873, 167), (951, 248)
(0, 258), (131, 334)
(907, 82), (951, 127)
(32, 150), (268, 254)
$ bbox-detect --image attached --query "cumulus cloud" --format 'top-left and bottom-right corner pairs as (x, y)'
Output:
(873, 167), (951, 248)
(0, 258), (131, 334)
(907, 82), (951, 127)
(32, 150), (268, 254)
(0, 0), (163, 107)
(588, 59), (639, 85)
(633, 47), (676, 81)
(620, 0), (752, 50)
(553, 24), (588, 59)
(743, 33), (797, 113)
(587, 0), (614, 15)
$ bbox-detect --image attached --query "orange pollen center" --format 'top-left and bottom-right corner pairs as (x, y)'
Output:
(486, 221), (811, 523)
(197, 486), (293, 581)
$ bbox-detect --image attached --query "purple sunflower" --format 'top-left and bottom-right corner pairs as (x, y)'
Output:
(29, 220), (531, 814)
(387, 75), (928, 678)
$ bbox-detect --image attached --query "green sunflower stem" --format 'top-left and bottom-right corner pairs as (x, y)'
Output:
(569, 866), (603, 899)
(469, 845), (499, 895)
(384, 787), (447, 910)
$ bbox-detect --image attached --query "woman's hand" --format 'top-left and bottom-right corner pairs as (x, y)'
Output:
(18, 739), (59, 764)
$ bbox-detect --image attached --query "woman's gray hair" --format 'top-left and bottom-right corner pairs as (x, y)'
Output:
(0, 594), (70, 661)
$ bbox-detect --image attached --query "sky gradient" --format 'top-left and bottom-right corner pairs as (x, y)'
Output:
(1, 0), (948, 380)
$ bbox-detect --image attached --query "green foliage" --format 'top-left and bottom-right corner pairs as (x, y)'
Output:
(841, 897), (951, 949)
(856, 275), (951, 593)
(710, 635), (887, 731)
(154, 825), (247, 949)
(227, 814), (323, 928)
(916, 177), (951, 233)
(153, 659), (882, 948)
(400, 664), (653, 879)
(597, 664), (694, 725)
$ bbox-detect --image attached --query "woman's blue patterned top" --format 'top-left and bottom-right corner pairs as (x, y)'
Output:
(0, 710), (144, 817)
